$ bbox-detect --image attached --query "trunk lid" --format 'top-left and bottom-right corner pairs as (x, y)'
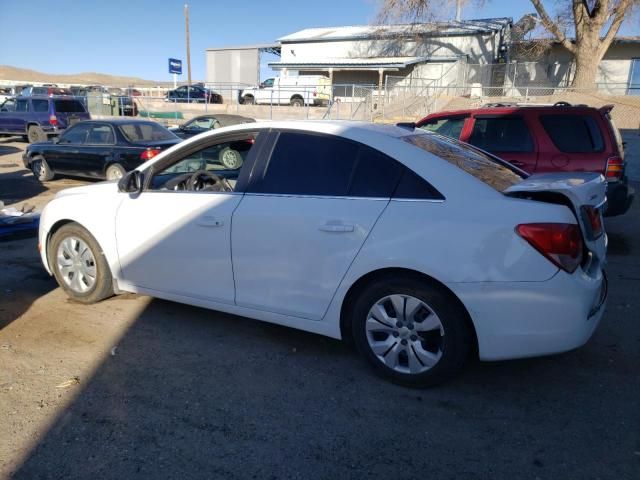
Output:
(505, 172), (607, 265)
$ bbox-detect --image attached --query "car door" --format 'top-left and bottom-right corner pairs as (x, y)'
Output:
(75, 123), (118, 177)
(114, 131), (262, 304)
(232, 131), (401, 320)
(11, 98), (30, 133)
(49, 123), (92, 174)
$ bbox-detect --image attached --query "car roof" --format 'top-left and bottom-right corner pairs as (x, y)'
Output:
(74, 119), (166, 126)
(421, 104), (602, 120)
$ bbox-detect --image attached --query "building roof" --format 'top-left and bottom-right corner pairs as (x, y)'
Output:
(269, 56), (459, 70)
(278, 18), (512, 43)
(206, 43), (280, 52)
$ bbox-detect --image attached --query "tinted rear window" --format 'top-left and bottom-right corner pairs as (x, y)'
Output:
(403, 133), (525, 192)
(119, 122), (177, 143)
(469, 117), (533, 152)
(540, 115), (604, 153)
(54, 100), (86, 113)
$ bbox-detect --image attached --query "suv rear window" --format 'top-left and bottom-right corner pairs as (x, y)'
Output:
(53, 100), (86, 113)
(540, 115), (604, 153)
(404, 133), (525, 192)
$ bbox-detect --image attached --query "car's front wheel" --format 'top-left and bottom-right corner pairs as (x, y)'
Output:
(351, 275), (473, 387)
(49, 223), (114, 304)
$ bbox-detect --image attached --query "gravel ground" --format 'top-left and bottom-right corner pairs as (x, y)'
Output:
(0, 136), (639, 480)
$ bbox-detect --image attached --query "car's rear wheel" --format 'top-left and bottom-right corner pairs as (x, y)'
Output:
(350, 275), (473, 387)
(30, 156), (54, 182)
(49, 223), (114, 304)
(27, 125), (47, 143)
(105, 163), (126, 181)
(290, 97), (304, 107)
(243, 96), (254, 105)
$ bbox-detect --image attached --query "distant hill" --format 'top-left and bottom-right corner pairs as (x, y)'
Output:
(0, 65), (181, 87)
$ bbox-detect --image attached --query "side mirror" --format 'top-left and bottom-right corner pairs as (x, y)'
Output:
(118, 170), (144, 194)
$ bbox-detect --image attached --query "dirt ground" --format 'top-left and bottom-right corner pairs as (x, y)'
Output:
(1, 135), (639, 479)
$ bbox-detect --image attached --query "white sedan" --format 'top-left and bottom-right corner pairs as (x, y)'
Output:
(38, 121), (608, 386)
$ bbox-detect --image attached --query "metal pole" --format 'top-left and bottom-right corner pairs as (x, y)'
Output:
(455, 0), (462, 21)
(185, 4), (192, 87)
(173, 73), (177, 89)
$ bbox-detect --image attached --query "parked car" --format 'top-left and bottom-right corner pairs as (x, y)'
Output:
(416, 102), (634, 216)
(241, 75), (330, 106)
(0, 96), (90, 143)
(166, 85), (223, 104)
(23, 119), (180, 181)
(111, 95), (138, 116)
(37, 121), (607, 387)
(20, 86), (73, 96)
(170, 114), (255, 139)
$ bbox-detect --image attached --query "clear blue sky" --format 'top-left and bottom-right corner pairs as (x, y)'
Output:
(0, 0), (637, 82)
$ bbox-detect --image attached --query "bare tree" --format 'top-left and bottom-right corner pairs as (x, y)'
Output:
(377, 0), (638, 89)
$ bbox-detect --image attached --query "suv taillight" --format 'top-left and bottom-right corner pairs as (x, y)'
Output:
(605, 156), (623, 182)
(516, 223), (583, 273)
(140, 148), (161, 161)
(49, 115), (58, 126)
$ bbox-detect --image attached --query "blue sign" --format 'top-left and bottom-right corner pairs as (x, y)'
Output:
(169, 58), (182, 75)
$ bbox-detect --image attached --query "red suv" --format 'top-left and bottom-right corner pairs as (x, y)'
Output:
(416, 102), (634, 216)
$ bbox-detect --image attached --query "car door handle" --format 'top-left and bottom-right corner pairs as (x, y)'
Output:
(197, 216), (223, 227)
(319, 222), (354, 233)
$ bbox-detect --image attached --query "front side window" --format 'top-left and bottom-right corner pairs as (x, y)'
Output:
(59, 124), (91, 144)
(32, 99), (49, 112)
(468, 117), (534, 153)
(149, 134), (258, 192)
(540, 115), (604, 153)
(404, 133), (525, 192)
(262, 78), (275, 88)
(419, 117), (466, 140)
(86, 125), (115, 144)
(119, 122), (177, 143)
(1, 99), (16, 111)
(15, 99), (29, 112)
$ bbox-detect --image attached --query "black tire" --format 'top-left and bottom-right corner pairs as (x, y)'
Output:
(48, 223), (114, 304)
(30, 156), (54, 182)
(290, 97), (304, 107)
(243, 96), (254, 105)
(350, 274), (473, 387)
(105, 163), (126, 181)
(27, 125), (47, 143)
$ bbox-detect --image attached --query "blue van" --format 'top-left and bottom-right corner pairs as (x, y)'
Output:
(0, 95), (90, 143)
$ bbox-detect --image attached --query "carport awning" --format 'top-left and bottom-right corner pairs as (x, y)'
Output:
(268, 56), (459, 71)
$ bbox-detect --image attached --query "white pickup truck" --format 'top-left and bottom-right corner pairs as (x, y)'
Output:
(241, 76), (330, 107)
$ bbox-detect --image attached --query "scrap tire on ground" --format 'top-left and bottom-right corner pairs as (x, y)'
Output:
(48, 223), (114, 304)
(27, 125), (47, 143)
(30, 156), (54, 182)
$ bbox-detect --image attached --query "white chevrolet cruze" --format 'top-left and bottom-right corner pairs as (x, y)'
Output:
(38, 121), (608, 386)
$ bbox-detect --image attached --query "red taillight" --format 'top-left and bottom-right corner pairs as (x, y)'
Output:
(605, 156), (623, 181)
(49, 115), (58, 126)
(581, 205), (603, 240)
(516, 223), (583, 273)
(140, 148), (161, 161)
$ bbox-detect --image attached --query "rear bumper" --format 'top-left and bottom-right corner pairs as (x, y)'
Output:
(604, 179), (634, 217)
(447, 268), (607, 361)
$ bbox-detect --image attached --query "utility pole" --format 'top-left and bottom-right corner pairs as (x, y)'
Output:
(455, 0), (462, 21)
(185, 3), (192, 86)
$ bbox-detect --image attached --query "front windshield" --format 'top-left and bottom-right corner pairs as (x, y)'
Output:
(119, 122), (178, 143)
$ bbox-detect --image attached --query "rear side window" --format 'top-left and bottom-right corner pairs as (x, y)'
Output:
(349, 147), (403, 197)
(404, 133), (525, 192)
(469, 117), (533, 152)
(15, 100), (29, 112)
(32, 99), (49, 112)
(60, 124), (91, 144)
(86, 125), (115, 144)
(418, 117), (466, 139)
(540, 115), (604, 153)
(54, 100), (86, 113)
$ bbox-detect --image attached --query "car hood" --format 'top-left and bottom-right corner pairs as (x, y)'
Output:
(55, 180), (119, 198)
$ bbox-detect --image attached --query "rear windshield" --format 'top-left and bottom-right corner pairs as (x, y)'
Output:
(540, 115), (604, 153)
(119, 122), (177, 143)
(54, 100), (86, 113)
(403, 132), (525, 192)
